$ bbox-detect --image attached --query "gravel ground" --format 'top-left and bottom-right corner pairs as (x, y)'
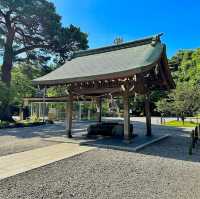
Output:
(0, 133), (200, 199)
(0, 119), (200, 199)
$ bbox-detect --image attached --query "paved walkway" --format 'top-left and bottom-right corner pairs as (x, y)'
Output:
(0, 143), (94, 180)
(0, 121), (92, 157)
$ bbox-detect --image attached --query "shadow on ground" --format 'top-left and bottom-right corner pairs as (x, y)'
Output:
(0, 121), (93, 139)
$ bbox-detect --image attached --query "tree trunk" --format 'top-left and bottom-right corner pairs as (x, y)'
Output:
(2, 34), (14, 85)
(181, 115), (185, 125)
(0, 32), (14, 121)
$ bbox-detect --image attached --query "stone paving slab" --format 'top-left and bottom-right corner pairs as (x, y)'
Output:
(0, 143), (95, 180)
(43, 132), (170, 152)
(81, 134), (170, 152)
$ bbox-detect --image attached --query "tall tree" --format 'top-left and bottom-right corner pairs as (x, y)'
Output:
(156, 83), (200, 123)
(0, 0), (88, 120)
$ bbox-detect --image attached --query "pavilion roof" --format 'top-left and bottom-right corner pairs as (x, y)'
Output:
(33, 33), (172, 86)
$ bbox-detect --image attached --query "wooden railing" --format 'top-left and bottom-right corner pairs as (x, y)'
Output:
(189, 125), (200, 155)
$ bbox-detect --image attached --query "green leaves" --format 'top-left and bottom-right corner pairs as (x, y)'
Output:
(156, 82), (200, 117)
(157, 48), (200, 118)
(9, 64), (39, 106)
(0, 0), (88, 66)
(0, 0), (89, 120)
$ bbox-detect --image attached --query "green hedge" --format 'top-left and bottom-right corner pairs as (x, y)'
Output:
(0, 120), (53, 129)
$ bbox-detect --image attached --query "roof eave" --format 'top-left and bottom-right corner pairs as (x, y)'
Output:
(32, 62), (159, 86)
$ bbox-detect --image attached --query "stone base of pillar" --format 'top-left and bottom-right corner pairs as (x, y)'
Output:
(145, 93), (152, 137)
(123, 133), (137, 144)
(123, 138), (132, 144)
(146, 132), (152, 137)
(67, 130), (72, 138)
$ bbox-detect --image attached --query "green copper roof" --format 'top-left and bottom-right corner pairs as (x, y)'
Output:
(33, 34), (165, 85)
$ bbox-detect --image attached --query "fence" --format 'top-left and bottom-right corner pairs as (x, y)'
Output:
(189, 124), (200, 155)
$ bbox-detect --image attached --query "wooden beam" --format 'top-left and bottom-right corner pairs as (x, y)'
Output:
(72, 87), (121, 96)
(123, 88), (132, 142)
(66, 93), (73, 138)
(78, 102), (82, 121)
(134, 74), (146, 94)
(23, 96), (92, 103)
(158, 62), (170, 90)
(96, 97), (102, 122)
(145, 93), (152, 136)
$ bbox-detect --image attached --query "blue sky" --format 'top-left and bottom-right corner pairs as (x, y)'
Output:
(51, 0), (200, 57)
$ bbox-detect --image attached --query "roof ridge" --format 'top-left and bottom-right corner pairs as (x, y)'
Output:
(73, 33), (164, 58)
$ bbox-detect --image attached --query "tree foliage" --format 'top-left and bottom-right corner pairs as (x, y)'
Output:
(156, 49), (200, 118)
(0, 0), (88, 83)
(157, 83), (200, 118)
(0, 0), (88, 120)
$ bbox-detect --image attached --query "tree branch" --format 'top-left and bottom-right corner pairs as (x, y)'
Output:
(0, 20), (6, 25)
(11, 15), (21, 23)
(15, 27), (44, 44)
(14, 44), (50, 55)
(0, 9), (5, 17)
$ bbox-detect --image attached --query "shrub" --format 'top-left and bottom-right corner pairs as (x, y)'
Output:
(0, 120), (9, 128)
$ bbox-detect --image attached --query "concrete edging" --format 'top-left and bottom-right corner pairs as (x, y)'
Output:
(82, 134), (170, 152)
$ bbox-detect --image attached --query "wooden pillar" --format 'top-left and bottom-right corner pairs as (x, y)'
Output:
(66, 93), (73, 138)
(87, 109), (91, 121)
(38, 103), (41, 119)
(30, 103), (33, 117)
(78, 102), (82, 121)
(19, 107), (24, 121)
(145, 93), (152, 136)
(96, 97), (102, 123)
(123, 91), (132, 142)
(42, 87), (46, 122)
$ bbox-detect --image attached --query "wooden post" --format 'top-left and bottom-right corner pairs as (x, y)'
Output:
(79, 102), (82, 121)
(145, 93), (152, 136)
(198, 124), (200, 139)
(195, 126), (198, 144)
(42, 87), (46, 122)
(123, 90), (132, 142)
(192, 130), (195, 148)
(38, 103), (41, 119)
(96, 97), (102, 123)
(19, 107), (24, 121)
(66, 93), (73, 138)
(30, 103), (33, 117)
(189, 131), (193, 155)
(88, 109), (91, 121)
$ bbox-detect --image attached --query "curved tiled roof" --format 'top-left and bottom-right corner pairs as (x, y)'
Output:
(33, 34), (166, 85)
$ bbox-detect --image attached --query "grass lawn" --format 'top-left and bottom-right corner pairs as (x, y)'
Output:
(164, 120), (199, 127)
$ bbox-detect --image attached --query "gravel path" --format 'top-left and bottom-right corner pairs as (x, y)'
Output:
(0, 134), (200, 199)
(0, 119), (200, 198)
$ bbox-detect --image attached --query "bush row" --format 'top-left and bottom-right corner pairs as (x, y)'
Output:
(0, 120), (53, 129)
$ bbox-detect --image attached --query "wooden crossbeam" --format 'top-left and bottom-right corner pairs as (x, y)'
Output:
(67, 64), (170, 96)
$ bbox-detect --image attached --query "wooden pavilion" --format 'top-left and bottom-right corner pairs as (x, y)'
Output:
(32, 34), (175, 142)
